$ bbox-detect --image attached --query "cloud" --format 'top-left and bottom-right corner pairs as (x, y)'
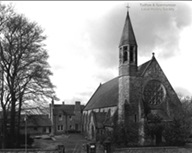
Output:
(135, 15), (178, 57)
(85, 3), (124, 69)
(175, 86), (192, 97)
(129, 2), (192, 59)
(85, 2), (192, 71)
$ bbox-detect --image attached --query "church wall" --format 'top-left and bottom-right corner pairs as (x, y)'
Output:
(141, 59), (182, 119)
(87, 112), (96, 140)
(118, 74), (143, 123)
(82, 106), (117, 138)
(118, 76), (130, 122)
(129, 76), (143, 121)
(83, 106), (117, 116)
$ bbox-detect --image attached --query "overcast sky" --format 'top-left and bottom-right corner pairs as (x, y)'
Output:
(2, 1), (192, 104)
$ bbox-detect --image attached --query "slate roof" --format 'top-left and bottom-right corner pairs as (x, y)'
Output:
(138, 59), (152, 76)
(53, 104), (84, 115)
(84, 77), (119, 110)
(84, 59), (152, 111)
(20, 115), (51, 127)
(21, 107), (50, 115)
(119, 11), (137, 47)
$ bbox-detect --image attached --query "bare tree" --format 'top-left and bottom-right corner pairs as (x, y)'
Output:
(0, 3), (55, 148)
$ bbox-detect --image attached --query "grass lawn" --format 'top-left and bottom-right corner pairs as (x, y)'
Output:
(33, 134), (89, 153)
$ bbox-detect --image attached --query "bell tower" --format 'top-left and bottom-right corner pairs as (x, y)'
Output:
(119, 10), (137, 76)
(118, 10), (138, 123)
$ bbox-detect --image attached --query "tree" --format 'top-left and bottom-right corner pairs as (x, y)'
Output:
(180, 96), (192, 117)
(112, 105), (139, 147)
(144, 114), (164, 146)
(144, 95), (192, 146)
(161, 96), (192, 146)
(0, 3), (55, 148)
(112, 121), (139, 147)
(162, 114), (191, 146)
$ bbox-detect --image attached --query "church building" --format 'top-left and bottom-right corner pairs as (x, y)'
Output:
(82, 10), (182, 145)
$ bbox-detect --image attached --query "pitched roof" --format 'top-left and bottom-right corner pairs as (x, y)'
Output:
(84, 77), (119, 110)
(53, 104), (84, 115)
(84, 59), (152, 111)
(119, 11), (137, 47)
(20, 115), (51, 127)
(21, 107), (50, 115)
(137, 59), (152, 76)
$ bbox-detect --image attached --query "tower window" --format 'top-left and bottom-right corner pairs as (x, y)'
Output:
(123, 46), (127, 50)
(123, 51), (128, 62)
(130, 46), (134, 51)
(130, 46), (134, 63)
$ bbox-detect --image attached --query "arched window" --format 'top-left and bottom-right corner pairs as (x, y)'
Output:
(130, 46), (134, 63)
(123, 51), (128, 62)
(123, 46), (128, 62)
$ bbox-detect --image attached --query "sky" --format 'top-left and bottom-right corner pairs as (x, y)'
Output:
(2, 1), (192, 105)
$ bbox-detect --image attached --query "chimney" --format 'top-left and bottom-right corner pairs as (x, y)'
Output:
(62, 101), (65, 105)
(75, 101), (81, 111)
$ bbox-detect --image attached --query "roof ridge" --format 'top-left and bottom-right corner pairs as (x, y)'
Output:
(100, 77), (119, 86)
(84, 77), (119, 110)
(139, 59), (153, 76)
(84, 83), (102, 110)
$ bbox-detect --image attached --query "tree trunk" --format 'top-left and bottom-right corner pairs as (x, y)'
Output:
(16, 93), (23, 147)
(2, 109), (7, 148)
(10, 94), (16, 148)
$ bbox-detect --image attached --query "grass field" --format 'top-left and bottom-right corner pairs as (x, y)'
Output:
(33, 134), (90, 153)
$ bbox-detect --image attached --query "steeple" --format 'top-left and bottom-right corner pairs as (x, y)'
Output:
(119, 11), (137, 47)
(118, 9), (138, 125)
(119, 10), (138, 76)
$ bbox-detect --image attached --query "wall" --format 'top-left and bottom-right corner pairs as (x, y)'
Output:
(141, 58), (182, 118)
(113, 147), (191, 153)
(0, 149), (59, 153)
(20, 127), (51, 135)
(82, 106), (117, 137)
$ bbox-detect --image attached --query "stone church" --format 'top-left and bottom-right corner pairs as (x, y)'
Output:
(82, 10), (182, 145)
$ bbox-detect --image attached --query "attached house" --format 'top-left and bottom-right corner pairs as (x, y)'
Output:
(50, 101), (84, 135)
(20, 114), (52, 135)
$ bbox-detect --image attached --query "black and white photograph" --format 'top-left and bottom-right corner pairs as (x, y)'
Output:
(0, 1), (192, 153)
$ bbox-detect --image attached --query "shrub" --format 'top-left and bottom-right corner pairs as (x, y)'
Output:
(19, 134), (34, 147)
(163, 115), (191, 146)
(144, 114), (164, 146)
(112, 121), (139, 147)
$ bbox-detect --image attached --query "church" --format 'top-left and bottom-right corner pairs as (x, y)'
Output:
(82, 10), (182, 145)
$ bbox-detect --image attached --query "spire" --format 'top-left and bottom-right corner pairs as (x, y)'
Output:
(119, 11), (137, 47)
